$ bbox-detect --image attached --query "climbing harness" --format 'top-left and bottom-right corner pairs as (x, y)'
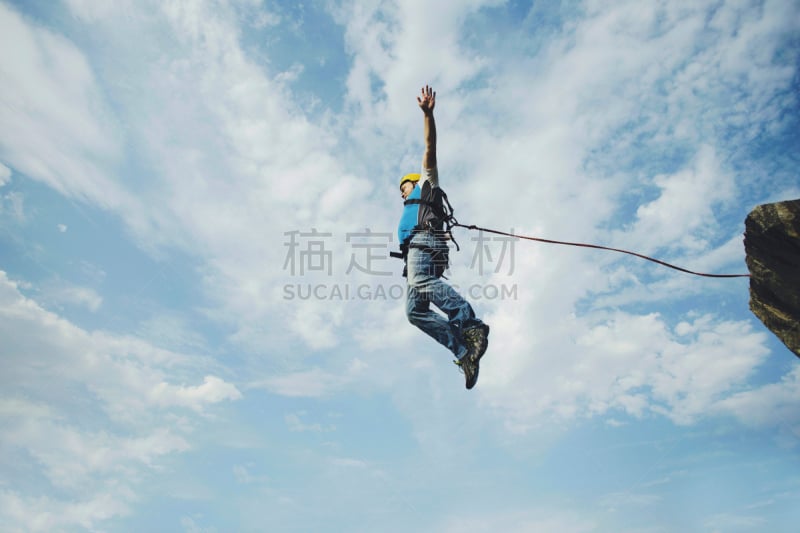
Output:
(393, 190), (751, 279)
(403, 187), (461, 248)
(392, 188), (460, 278)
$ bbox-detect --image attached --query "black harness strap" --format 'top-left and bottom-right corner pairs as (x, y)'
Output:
(403, 192), (460, 251)
(403, 197), (446, 219)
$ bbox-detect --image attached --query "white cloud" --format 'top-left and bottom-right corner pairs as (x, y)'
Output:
(137, 312), (209, 352)
(0, 190), (25, 222)
(0, 161), (10, 186)
(0, 398), (54, 420)
(0, 488), (133, 533)
(329, 457), (369, 469)
(622, 146), (735, 254)
(0, 271), (240, 529)
(713, 366), (800, 438)
(250, 361), (366, 398)
(480, 311), (772, 430)
(0, 3), (126, 208)
(42, 281), (103, 312)
(232, 463), (267, 485)
(150, 376), (242, 411)
(284, 411), (334, 432)
(29, 0), (380, 354)
(335, 0), (501, 107)
(5, 420), (189, 490)
(0, 401), (185, 530)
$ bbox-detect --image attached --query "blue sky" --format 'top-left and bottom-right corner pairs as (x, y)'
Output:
(1, 0), (799, 531)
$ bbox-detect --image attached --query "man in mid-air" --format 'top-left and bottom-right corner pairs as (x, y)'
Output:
(397, 85), (490, 389)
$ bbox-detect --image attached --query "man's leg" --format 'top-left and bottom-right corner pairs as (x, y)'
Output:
(406, 233), (489, 389)
(426, 274), (490, 376)
(407, 239), (488, 355)
(406, 279), (468, 360)
(406, 274), (487, 390)
(410, 236), (487, 348)
(406, 243), (469, 359)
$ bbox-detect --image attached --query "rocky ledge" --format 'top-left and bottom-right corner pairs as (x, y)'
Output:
(744, 199), (800, 358)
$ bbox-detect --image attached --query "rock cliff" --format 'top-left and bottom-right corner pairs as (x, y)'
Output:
(744, 199), (800, 358)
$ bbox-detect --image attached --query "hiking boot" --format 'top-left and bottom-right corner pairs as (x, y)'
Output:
(454, 355), (480, 390)
(463, 324), (490, 361)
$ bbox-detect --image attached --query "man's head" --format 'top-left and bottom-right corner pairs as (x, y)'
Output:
(400, 173), (420, 199)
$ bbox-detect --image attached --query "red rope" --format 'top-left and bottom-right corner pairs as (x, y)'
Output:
(454, 223), (751, 279)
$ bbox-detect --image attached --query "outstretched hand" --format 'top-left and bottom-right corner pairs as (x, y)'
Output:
(417, 85), (436, 114)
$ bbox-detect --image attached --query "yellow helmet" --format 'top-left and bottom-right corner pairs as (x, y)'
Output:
(399, 173), (420, 189)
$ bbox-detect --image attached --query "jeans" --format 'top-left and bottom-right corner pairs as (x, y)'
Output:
(405, 231), (483, 360)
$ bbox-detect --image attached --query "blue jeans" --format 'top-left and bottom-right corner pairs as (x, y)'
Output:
(405, 231), (483, 360)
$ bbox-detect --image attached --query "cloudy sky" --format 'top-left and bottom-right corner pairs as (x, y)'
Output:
(1, 0), (799, 531)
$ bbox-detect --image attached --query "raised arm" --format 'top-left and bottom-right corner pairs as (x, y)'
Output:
(417, 85), (437, 170)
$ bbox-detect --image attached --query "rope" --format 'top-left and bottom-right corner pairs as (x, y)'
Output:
(451, 222), (751, 279)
